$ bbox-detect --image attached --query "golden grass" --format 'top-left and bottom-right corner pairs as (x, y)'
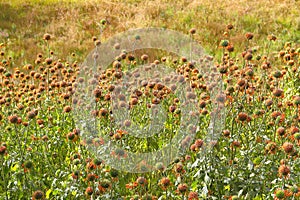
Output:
(0, 0), (299, 64)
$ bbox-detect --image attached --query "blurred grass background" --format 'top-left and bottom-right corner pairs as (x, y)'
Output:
(0, 0), (300, 65)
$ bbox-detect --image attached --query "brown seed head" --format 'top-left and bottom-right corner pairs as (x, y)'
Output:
(282, 142), (293, 153)
(227, 24), (234, 30)
(43, 33), (51, 41)
(63, 106), (72, 113)
(177, 183), (188, 193)
(245, 32), (254, 40)
(8, 115), (18, 123)
(189, 28), (196, 35)
(278, 164), (290, 176)
(237, 112), (248, 121)
(32, 190), (44, 200)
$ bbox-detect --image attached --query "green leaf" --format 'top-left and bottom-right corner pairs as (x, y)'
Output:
(46, 189), (52, 199)
(11, 164), (19, 172)
(224, 184), (230, 191)
(252, 196), (263, 200)
(71, 190), (77, 196)
(191, 180), (198, 191)
(52, 189), (61, 195)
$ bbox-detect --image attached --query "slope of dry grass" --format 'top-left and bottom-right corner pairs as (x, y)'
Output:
(0, 0), (299, 65)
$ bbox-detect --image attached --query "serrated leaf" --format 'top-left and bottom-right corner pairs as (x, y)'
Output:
(202, 185), (208, 196)
(248, 162), (254, 170)
(192, 159), (199, 168)
(193, 170), (200, 178)
(238, 189), (244, 197)
(204, 173), (211, 184)
(265, 160), (272, 165)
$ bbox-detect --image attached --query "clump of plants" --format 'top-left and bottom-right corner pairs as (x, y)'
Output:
(0, 21), (299, 200)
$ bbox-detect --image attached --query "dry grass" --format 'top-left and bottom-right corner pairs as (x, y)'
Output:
(0, 0), (299, 64)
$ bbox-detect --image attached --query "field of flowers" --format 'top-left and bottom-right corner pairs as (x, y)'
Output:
(0, 0), (300, 199)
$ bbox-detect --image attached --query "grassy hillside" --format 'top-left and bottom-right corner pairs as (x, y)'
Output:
(1, 0), (300, 65)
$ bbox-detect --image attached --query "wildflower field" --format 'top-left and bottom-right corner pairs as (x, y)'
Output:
(0, 0), (300, 199)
